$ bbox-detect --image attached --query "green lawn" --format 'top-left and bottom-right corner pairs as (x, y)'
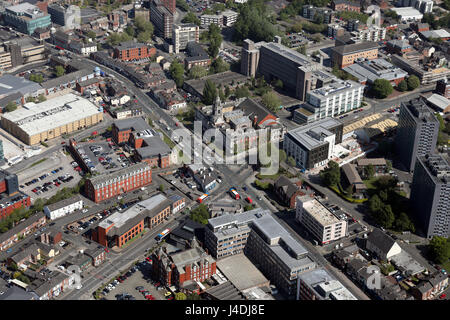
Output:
(440, 260), (450, 272)
(29, 158), (47, 168)
(363, 177), (378, 190)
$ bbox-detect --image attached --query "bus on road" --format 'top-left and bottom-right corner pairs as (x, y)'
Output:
(229, 188), (240, 200)
(197, 193), (209, 203)
(156, 229), (170, 242)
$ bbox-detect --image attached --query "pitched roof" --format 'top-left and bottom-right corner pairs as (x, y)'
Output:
(331, 42), (379, 56)
(367, 228), (398, 256)
(274, 176), (300, 198)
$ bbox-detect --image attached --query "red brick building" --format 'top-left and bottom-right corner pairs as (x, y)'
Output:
(92, 194), (173, 248)
(152, 242), (217, 288)
(113, 118), (172, 168)
(0, 171), (31, 220)
(160, 0), (176, 13)
(0, 212), (46, 252)
(113, 41), (156, 61)
(274, 176), (314, 209)
(331, 0), (360, 12)
(85, 163), (152, 203)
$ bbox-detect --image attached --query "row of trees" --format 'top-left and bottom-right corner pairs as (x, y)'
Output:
(396, 75), (420, 92)
(189, 204), (210, 225)
(372, 75), (420, 99)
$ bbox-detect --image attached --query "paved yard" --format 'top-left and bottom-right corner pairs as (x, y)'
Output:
(104, 261), (166, 301)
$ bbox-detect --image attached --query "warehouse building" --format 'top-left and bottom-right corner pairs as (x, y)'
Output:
(1, 93), (103, 145)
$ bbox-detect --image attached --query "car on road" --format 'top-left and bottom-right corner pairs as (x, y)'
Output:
(439, 293), (446, 299)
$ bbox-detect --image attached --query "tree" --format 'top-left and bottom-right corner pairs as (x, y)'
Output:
(210, 57), (229, 74)
(287, 156), (296, 167)
(397, 80), (408, 92)
(261, 91), (281, 113)
(279, 149), (287, 163)
(369, 194), (383, 213)
(218, 87), (226, 102)
(54, 65), (65, 77)
(235, 86), (250, 98)
(224, 85), (231, 99)
(37, 94), (46, 103)
(207, 23), (223, 58)
(186, 293), (201, 300)
(137, 31), (152, 43)
(394, 212), (415, 232)
(407, 75), (420, 91)
(175, 292), (187, 300)
(372, 79), (393, 99)
(375, 204), (395, 229)
(169, 60), (184, 88)
(244, 204), (255, 211)
(202, 80), (217, 105)
(364, 164), (375, 179)
(320, 160), (340, 187)
(297, 45), (307, 55)
(188, 65), (208, 79)
(190, 204), (210, 224)
(182, 12), (201, 26)
(125, 25), (135, 37)
(428, 236), (450, 264)
(158, 184), (165, 192)
(176, 0), (190, 11)
(5, 101), (17, 112)
(29, 73), (43, 83)
(86, 30), (97, 39)
(135, 16), (154, 36)
(386, 160), (392, 172)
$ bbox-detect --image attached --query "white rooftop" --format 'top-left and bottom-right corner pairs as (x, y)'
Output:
(426, 93), (450, 111)
(302, 198), (341, 226)
(99, 194), (168, 229)
(2, 93), (101, 136)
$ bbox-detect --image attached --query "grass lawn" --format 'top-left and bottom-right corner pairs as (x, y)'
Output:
(156, 130), (176, 149)
(363, 177), (378, 190)
(439, 260), (450, 272)
(29, 158), (47, 168)
(256, 172), (280, 180)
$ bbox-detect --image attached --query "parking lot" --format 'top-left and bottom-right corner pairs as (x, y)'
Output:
(102, 260), (168, 301)
(17, 150), (81, 200)
(72, 141), (130, 174)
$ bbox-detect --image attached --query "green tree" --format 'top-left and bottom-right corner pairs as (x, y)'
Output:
(186, 293), (201, 300)
(218, 87), (226, 102)
(5, 101), (17, 112)
(375, 204), (395, 229)
(169, 60), (184, 88)
(407, 75), (420, 91)
(372, 79), (393, 99)
(234, 86), (250, 98)
(158, 184), (165, 192)
(224, 85), (231, 99)
(397, 80), (408, 92)
(273, 79), (283, 89)
(297, 45), (307, 55)
(279, 149), (287, 163)
(175, 292), (187, 300)
(190, 204), (210, 224)
(287, 156), (296, 167)
(188, 65), (208, 79)
(386, 160), (392, 172)
(182, 12), (201, 26)
(320, 160), (340, 187)
(29, 73), (43, 83)
(207, 23), (223, 58)
(54, 65), (65, 77)
(261, 91), (280, 113)
(137, 31), (152, 43)
(86, 30), (97, 39)
(135, 16), (154, 35)
(37, 94), (46, 103)
(364, 164), (375, 179)
(176, 0), (190, 11)
(202, 80), (217, 105)
(210, 57), (229, 74)
(394, 212), (415, 232)
(428, 236), (450, 264)
(125, 25), (135, 37)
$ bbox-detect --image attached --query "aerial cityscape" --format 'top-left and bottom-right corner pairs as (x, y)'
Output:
(0, 0), (448, 304)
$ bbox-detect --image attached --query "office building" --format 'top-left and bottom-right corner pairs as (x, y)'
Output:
(302, 5), (334, 24)
(1, 93), (103, 145)
(283, 118), (343, 170)
(3, 3), (51, 35)
(113, 41), (156, 61)
(200, 14), (223, 27)
(400, 0), (433, 13)
(244, 214), (316, 299)
(241, 40), (324, 100)
(356, 26), (387, 42)
(47, 4), (81, 30)
(222, 10), (238, 26)
(94, 193), (172, 247)
(395, 99), (439, 172)
(298, 268), (357, 300)
(296, 198), (348, 244)
(410, 154), (450, 238)
(150, 0), (173, 39)
(390, 7), (423, 22)
(85, 163), (152, 203)
(298, 79), (363, 122)
(436, 78), (450, 99)
(172, 24), (199, 54)
(343, 58), (408, 86)
(331, 42), (379, 68)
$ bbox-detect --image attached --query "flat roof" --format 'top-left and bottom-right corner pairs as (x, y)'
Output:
(286, 117), (342, 151)
(216, 254), (269, 291)
(343, 59), (408, 84)
(99, 193), (168, 230)
(332, 41), (378, 56)
(391, 7), (423, 17)
(262, 41), (314, 67)
(308, 79), (362, 99)
(426, 93), (450, 110)
(302, 198), (341, 226)
(0, 75), (42, 98)
(2, 93), (101, 136)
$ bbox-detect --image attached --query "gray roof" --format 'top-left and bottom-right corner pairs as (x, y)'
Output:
(332, 42), (379, 56)
(84, 245), (105, 259)
(0, 75), (42, 97)
(115, 41), (148, 51)
(0, 285), (36, 300)
(208, 208), (270, 230)
(29, 270), (68, 297)
(343, 59), (408, 84)
(136, 136), (171, 159)
(44, 195), (83, 212)
(342, 163), (364, 185)
(216, 254), (269, 291)
(286, 117), (342, 151)
(274, 176), (300, 198)
(357, 158), (387, 166)
(206, 281), (244, 300)
(238, 98), (278, 125)
(170, 246), (215, 269)
(367, 228), (398, 256)
(41, 69), (94, 89)
(0, 212), (45, 243)
(113, 117), (149, 132)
